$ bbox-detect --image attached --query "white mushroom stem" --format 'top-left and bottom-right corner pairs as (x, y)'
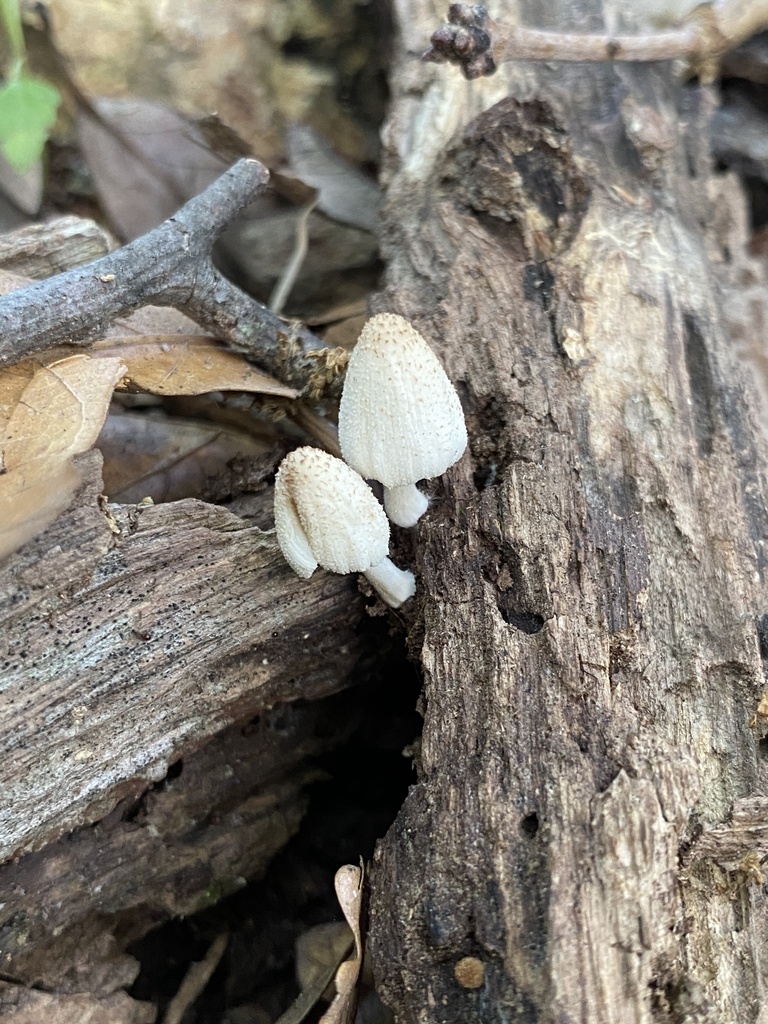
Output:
(364, 557), (416, 608)
(383, 484), (429, 528)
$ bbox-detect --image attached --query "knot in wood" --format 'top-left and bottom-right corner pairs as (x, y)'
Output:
(448, 98), (591, 259)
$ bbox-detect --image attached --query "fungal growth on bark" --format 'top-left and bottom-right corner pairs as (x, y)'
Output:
(273, 446), (416, 608)
(338, 313), (467, 528)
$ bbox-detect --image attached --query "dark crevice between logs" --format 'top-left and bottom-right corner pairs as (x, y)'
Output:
(126, 620), (421, 1023)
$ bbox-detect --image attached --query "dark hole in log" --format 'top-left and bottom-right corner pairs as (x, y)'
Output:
(756, 613), (768, 661)
(520, 813), (539, 836)
(496, 595), (545, 634)
(472, 463), (498, 491)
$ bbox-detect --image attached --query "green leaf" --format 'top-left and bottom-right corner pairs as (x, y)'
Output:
(0, 76), (60, 173)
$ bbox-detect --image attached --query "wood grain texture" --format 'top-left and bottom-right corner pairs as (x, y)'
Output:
(369, 2), (768, 1021)
(0, 216), (112, 278)
(0, 450), (366, 863)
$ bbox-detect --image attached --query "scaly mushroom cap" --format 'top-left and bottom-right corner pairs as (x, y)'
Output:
(274, 447), (390, 577)
(338, 313), (467, 487)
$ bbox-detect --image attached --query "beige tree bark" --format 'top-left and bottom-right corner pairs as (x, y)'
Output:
(369, 2), (768, 1021)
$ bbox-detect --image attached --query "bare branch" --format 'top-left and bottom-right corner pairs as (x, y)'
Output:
(424, 1), (768, 79)
(0, 158), (346, 398)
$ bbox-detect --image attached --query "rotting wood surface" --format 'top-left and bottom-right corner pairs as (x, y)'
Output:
(369, 2), (768, 1021)
(0, 450), (366, 864)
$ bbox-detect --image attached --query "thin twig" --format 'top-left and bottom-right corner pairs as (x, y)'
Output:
(423, 0), (768, 79)
(0, 159), (347, 398)
(162, 933), (229, 1024)
(269, 195), (320, 315)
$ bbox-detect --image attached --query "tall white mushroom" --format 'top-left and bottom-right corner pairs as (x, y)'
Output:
(273, 446), (416, 608)
(338, 313), (467, 527)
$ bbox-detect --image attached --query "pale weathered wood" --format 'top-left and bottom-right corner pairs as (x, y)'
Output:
(369, 2), (768, 1021)
(0, 215), (112, 278)
(0, 986), (155, 1024)
(0, 450), (367, 863)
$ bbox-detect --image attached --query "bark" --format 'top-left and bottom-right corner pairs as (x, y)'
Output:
(0, 693), (357, 991)
(369, 2), (768, 1022)
(0, 215), (112, 277)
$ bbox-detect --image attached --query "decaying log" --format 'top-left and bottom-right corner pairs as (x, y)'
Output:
(369, 2), (768, 1021)
(0, 985), (155, 1024)
(0, 172), (369, 1013)
(0, 450), (367, 864)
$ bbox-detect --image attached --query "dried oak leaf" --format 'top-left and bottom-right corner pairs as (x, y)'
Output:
(94, 334), (298, 398)
(0, 353), (125, 558)
(98, 411), (270, 504)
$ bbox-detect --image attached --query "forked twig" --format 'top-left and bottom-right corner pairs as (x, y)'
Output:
(0, 159), (346, 398)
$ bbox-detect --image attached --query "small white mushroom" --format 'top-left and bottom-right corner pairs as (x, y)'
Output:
(338, 313), (467, 527)
(273, 446), (416, 608)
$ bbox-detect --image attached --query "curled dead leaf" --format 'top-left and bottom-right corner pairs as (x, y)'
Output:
(318, 864), (364, 1024)
(0, 354), (125, 559)
(93, 335), (298, 398)
(3, 355), (126, 469)
(273, 864), (364, 1024)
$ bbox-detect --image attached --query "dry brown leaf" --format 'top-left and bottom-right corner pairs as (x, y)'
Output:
(3, 354), (126, 470)
(108, 304), (209, 339)
(295, 922), (354, 994)
(0, 460), (81, 560)
(286, 124), (381, 234)
(98, 411), (270, 504)
(78, 97), (227, 240)
(93, 335), (298, 398)
(0, 354), (125, 559)
(0, 149), (43, 215)
(0, 361), (38, 434)
(318, 864), (364, 1024)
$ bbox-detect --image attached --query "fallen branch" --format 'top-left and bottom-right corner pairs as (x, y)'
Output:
(424, 0), (768, 79)
(0, 158), (346, 398)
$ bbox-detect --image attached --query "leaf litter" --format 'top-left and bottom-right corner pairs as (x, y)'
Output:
(0, 354), (125, 559)
(0, 268), (299, 557)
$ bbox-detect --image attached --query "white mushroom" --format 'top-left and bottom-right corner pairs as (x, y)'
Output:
(338, 313), (467, 527)
(273, 446), (416, 608)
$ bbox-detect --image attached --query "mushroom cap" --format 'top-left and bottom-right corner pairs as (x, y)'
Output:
(274, 447), (390, 576)
(338, 313), (468, 487)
